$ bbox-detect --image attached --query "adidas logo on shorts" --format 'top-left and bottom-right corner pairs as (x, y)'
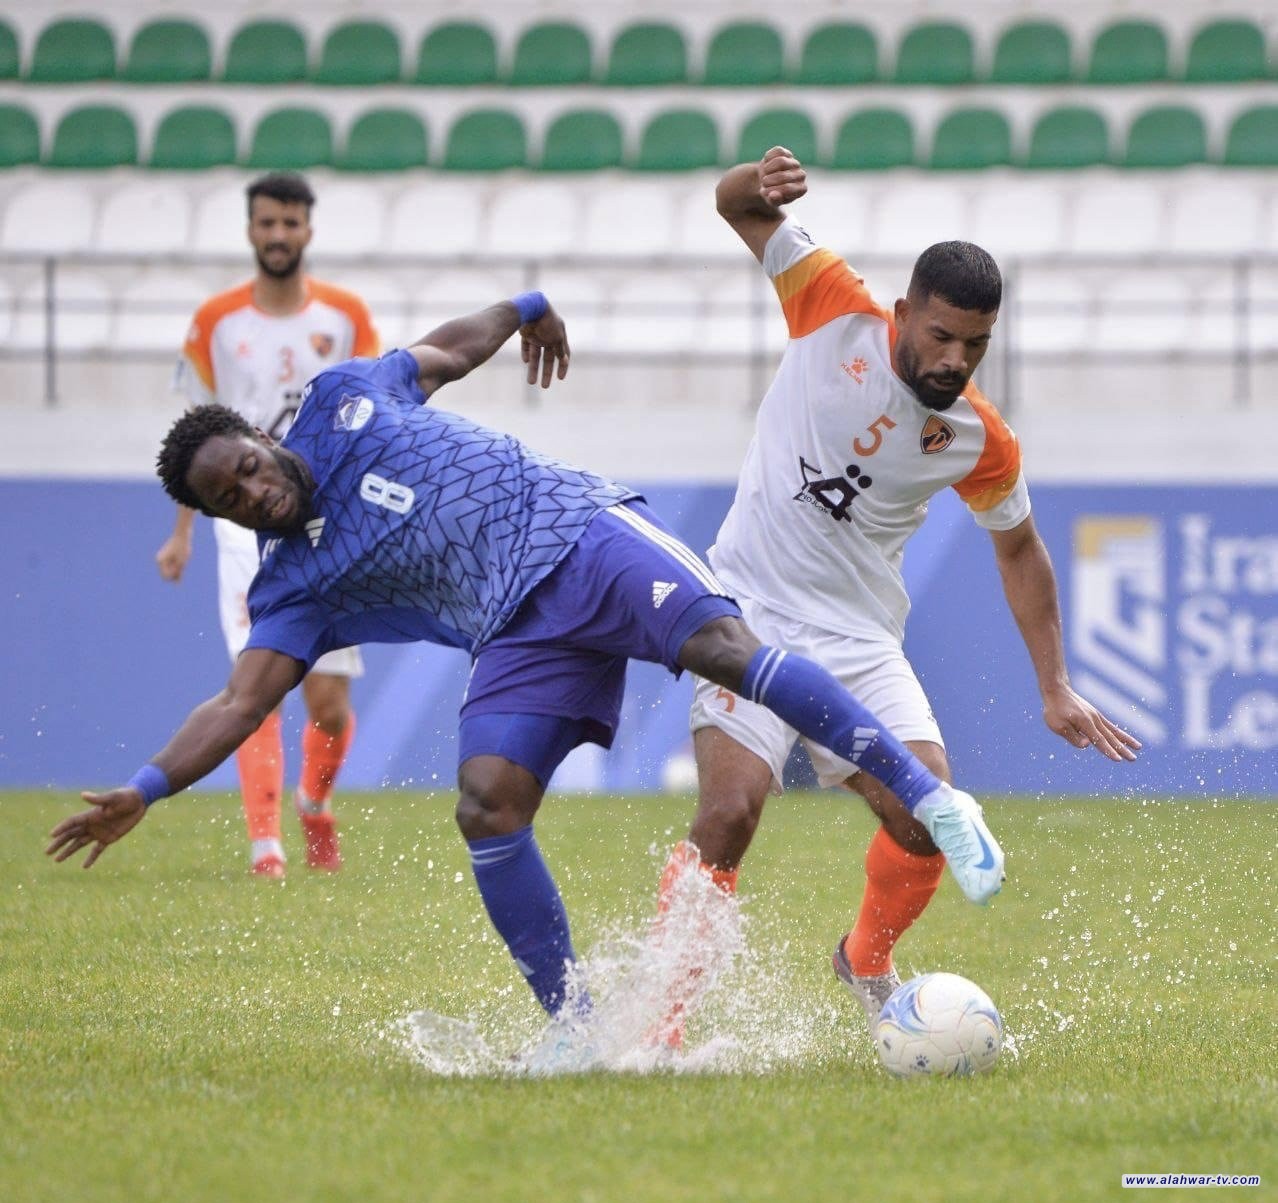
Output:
(652, 581), (678, 608)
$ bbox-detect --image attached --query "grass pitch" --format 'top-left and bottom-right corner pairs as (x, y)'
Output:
(3, 790), (1274, 1203)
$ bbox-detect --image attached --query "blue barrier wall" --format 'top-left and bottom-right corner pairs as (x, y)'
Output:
(2, 480), (1273, 797)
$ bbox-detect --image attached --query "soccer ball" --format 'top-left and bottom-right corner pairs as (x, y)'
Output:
(875, 972), (1002, 1078)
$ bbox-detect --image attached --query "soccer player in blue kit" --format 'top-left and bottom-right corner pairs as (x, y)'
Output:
(47, 290), (1004, 1021)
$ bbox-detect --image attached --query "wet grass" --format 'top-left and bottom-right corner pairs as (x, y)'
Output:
(3, 790), (1274, 1203)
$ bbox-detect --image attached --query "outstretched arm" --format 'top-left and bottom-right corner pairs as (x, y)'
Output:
(989, 517), (1141, 762)
(408, 294), (569, 396)
(46, 648), (304, 867)
(716, 145), (808, 263)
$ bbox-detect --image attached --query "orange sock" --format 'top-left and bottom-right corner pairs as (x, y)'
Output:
(845, 827), (945, 976)
(657, 840), (739, 914)
(299, 712), (355, 810)
(236, 711), (284, 841)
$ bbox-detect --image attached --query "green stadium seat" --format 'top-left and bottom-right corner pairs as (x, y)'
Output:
(223, 20), (308, 84)
(989, 20), (1072, 84)
(0, 20), (20, 79)
(793, 22), (877, 85)
(703, 22), (785, 86)
(1124, 106), (1207, 168)
(1086, 21), (1168, 84)
(1184, 20), (1269, 83)
(634, 109), (719, 171)
(442, 109), (527, 171)
(930, 108), (1012, 170)
(540, 109), (623, 171)
(313, 20), (401, 86)
(28, 18), (116, 83)
(122, 19), (211, 83)
(1223, 106), (1278, 167)
(604, 23), (687, 85)
(508, 21), (592, 85)
(246, 108), (333, 169)
(414, 22), (497, 84)
(1025, 106), (1109, 169)
(47, 105), (136, 168)
(829, 109), (914, 170)
(737, 109), (818, 165)
(894, 22), (973, 85)
(340, 108), (428, 171)
(150, 106), (237, 169)
(0, 104), (39, 167)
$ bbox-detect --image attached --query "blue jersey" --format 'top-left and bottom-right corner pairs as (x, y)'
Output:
(243, 350), (637, 668)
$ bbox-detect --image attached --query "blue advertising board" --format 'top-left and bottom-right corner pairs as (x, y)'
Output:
(1, 479), (1273, 799)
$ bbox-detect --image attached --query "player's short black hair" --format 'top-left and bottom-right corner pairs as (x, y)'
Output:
(246, 171), (315, 216)
(908, 241), (1002, 314)
(157, 404), (255, 511)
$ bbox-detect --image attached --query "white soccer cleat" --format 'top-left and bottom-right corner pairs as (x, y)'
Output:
(832, 936), (901, 1033)
(913, 784), (1005, 904)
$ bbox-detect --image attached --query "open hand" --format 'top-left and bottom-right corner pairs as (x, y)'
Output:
(46, 788), (147, 868)
(758, 145), (807, 207)
(521, 304), (570, 389)
(1043, 686), (1142, 762)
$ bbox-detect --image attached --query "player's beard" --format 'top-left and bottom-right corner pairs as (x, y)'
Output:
(271, 447), (315, 534)
(896, 340), (966, 411)
(255, 245), (304, 280)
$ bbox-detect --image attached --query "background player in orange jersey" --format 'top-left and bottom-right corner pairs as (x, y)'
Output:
(655, 147), (1141, 1039)
(155, 172), (379, 878)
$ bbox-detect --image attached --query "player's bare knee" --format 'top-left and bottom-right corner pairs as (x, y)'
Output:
(696, 788), (764, 844)
(455, 758), (542, 840)
(677, 617), (761, 690)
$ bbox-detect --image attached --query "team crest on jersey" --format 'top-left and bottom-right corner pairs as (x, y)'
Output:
(920, 415), (955, 454)
(310, 333), (335, 357)
(333, 394), (375, 431)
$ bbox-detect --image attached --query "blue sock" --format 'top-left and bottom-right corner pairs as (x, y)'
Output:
(741, 646), (942, 811)
(467, 826), (583, 1016)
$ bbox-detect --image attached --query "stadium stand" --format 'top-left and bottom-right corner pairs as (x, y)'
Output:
(1086, 20), (1170, 84)
(1184, 18), (1270, 83)
(509, 21), (593, 86)
(1123, 105), (1208, 168)
(0, 19), (18, 79)
(443, 109), (527, 171)
(222, 20), (308, 84)
(413, 22), (498, 85)
(47, 105), (137, 169)
(702, 22), (785, 86)
(27, 17), (116, 83)
(736, 108), (819, 167)
(989, 20), (1073, 84)
(246, 107), (333, 170)
(122, 19), (212, 84)
(792, 22), (878, 85)
(930, 107), (1013, 170)
(540, 109), (624, 171)
(339, 108), (428, 172)
(149, 106), (238, 170)
(830, 109), (915, 170)
(1225, 106), (1278, 167)
(603, 23), (688, 87)
(0, 103), (38, 168)
(635, 109), (720, 171)
(312, 20), (402, 86)
(1025, 106), (1111, 169)
(893, 22), (975, 86)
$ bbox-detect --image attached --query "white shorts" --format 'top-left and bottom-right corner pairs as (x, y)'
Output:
(689, 596), (942, 791)
(212, 517), (363, 677)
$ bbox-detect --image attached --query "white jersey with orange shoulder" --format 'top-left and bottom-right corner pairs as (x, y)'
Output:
(174, 278), (380, 437)
(708, 218), (1030, 644)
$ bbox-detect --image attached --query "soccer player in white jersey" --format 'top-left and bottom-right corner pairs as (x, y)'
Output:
(654, 147), (1140, 1040)
(155, 172), (380, 878)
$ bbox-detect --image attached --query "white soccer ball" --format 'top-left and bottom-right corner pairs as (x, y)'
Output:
(875, 972), (1003, 1077)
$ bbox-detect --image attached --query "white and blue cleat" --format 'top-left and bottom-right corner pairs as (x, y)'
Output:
(913, 784), (1005, 904)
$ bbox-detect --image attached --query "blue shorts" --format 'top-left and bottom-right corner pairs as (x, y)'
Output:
(457, 501), (740, 784)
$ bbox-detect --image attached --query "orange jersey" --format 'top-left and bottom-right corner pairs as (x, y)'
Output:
(708, 219), (1029, 642)
(175, 278), (380, 438)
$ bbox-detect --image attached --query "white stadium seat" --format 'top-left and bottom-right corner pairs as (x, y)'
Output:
(403, 267), (512, 339)
(868, 180), (970, 257)
(578, 178), (680, 258)
(1012, 268), (1094, 355)
(191, 181), (252, 255)
(968, 177), (1069, 258)
(386, 178), (491, 257)
(532, 266), (609, 352)
(1093, 270), (1194, 354)
(1167, 177), (1263, 255)
(1068, 179), (1167, 256)
(307, 180), (388, 256)
(1, 181), (96, 254)
(671, 177), (746, 260)
(600, 268), (707, 354)
(785, 174), (874, 255)
(97, 182), (193, 253)
(487, 179), (589, 258)
(113, 270), (213, 354)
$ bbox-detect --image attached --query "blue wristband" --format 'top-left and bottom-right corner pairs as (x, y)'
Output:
(511, 291), (548, 325)
(128, 763), (170, 808)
